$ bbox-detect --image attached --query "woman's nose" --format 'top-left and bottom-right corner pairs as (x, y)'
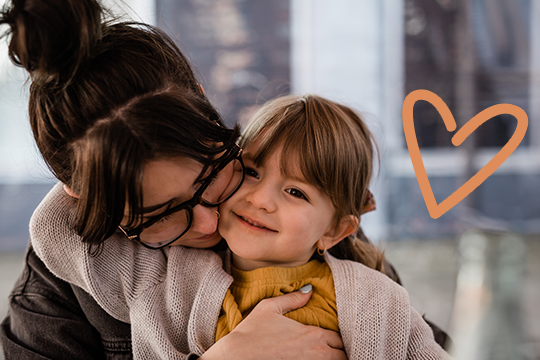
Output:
(190, 204), (219, 234)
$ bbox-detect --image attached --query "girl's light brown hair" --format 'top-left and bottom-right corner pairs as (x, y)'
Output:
(240, 94), (386, 273)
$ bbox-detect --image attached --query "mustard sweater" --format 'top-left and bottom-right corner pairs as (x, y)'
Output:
(216, 260), (338, 341)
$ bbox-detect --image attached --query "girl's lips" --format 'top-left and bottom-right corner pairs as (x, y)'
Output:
(235, 213), (277, 232)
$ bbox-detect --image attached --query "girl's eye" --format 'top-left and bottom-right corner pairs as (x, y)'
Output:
(286, 188), (307, 200)
(244, 167), (259, 179)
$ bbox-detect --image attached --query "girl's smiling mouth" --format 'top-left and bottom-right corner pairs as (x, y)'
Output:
(235, 213), (277, 232)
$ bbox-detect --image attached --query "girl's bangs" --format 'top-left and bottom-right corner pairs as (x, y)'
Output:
(242, 99), (333, 193)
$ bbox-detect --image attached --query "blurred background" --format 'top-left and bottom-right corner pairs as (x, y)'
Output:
(0, 0), (538, 358)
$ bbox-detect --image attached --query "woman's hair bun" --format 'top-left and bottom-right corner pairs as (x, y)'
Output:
(1, 0), (103, 83)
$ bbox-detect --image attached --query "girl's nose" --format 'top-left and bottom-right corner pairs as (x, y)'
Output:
(190, 204), (219, 234)
(245, 183), (277, 212)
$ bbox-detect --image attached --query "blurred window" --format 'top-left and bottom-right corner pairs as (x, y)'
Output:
(156, 0), (290, 127)
(405, 0), (531, 148)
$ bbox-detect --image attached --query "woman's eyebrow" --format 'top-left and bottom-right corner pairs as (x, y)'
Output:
(140, 201), (172, 214)
(123, 201), (172, 220)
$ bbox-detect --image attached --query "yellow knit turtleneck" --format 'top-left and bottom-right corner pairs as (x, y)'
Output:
(215, 260), (338, 341)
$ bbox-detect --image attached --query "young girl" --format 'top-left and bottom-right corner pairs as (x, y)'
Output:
(31, 95), (450, 359)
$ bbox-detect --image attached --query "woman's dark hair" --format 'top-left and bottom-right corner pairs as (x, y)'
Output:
(0, 0), (240, 245)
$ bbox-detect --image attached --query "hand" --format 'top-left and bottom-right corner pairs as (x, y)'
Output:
(201, 287), (346, 360)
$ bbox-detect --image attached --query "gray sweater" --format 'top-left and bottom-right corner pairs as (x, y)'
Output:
(31, 183), (451, 360)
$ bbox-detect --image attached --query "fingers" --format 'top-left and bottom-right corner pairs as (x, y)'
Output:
(306, 327), (346, 358)
(328, 348), (348, 360)
(320, 328), (344, 350)
(257, 285), (313, 315)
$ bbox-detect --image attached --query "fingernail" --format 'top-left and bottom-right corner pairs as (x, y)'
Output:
(299, 284), (312, 293)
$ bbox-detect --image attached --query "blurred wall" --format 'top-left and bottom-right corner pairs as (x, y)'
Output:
(0, 48), (55, 252)
(1, 0), (538, 252)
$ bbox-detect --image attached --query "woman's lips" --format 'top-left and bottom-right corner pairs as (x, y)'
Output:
(235, 213), (277, 232)
(194, 231), (219, 240)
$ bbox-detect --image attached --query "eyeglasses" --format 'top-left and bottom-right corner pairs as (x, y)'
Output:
(118, 144), (244, 249)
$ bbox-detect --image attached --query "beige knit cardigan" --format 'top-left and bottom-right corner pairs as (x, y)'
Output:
(31, 183), (451, 360)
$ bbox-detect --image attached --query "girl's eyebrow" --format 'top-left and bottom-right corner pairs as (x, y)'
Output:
(284, 168), (309, 185)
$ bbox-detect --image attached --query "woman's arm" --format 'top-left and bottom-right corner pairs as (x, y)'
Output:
(30, 183), (167, 322)
(202, 290), (346, 360)
(1, 262), (344, 360)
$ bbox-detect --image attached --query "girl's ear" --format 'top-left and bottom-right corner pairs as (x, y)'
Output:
(63, 184), (80, 198)
(318, 215), (359, 251)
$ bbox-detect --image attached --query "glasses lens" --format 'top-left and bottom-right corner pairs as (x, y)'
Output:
(201, 158), (243, 205)
(139, 208), (190, 248)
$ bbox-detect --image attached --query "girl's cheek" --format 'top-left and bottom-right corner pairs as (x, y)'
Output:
(218, 199), (233, 214)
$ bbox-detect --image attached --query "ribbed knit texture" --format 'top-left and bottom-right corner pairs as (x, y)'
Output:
(30, 183), (233, 360)
(31, 182), (452, 360)
(216, 260), (338, 341)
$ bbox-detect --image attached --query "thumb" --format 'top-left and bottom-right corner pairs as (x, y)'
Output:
(260, 284), (313, 315)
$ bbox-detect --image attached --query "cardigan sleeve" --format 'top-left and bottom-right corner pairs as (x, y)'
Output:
(124, 247), (232, 359)
(406, 307), (453, 359)
(326, 254), (453, 359)
(30, 182), (168, 323)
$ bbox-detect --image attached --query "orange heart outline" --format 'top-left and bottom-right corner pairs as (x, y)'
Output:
(402, 89), (528, 219)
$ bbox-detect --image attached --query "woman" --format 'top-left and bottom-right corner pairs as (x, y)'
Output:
(0, 0), (344, 359)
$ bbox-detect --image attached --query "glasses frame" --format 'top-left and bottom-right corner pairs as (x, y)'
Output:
(119, 144), (244, 249)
